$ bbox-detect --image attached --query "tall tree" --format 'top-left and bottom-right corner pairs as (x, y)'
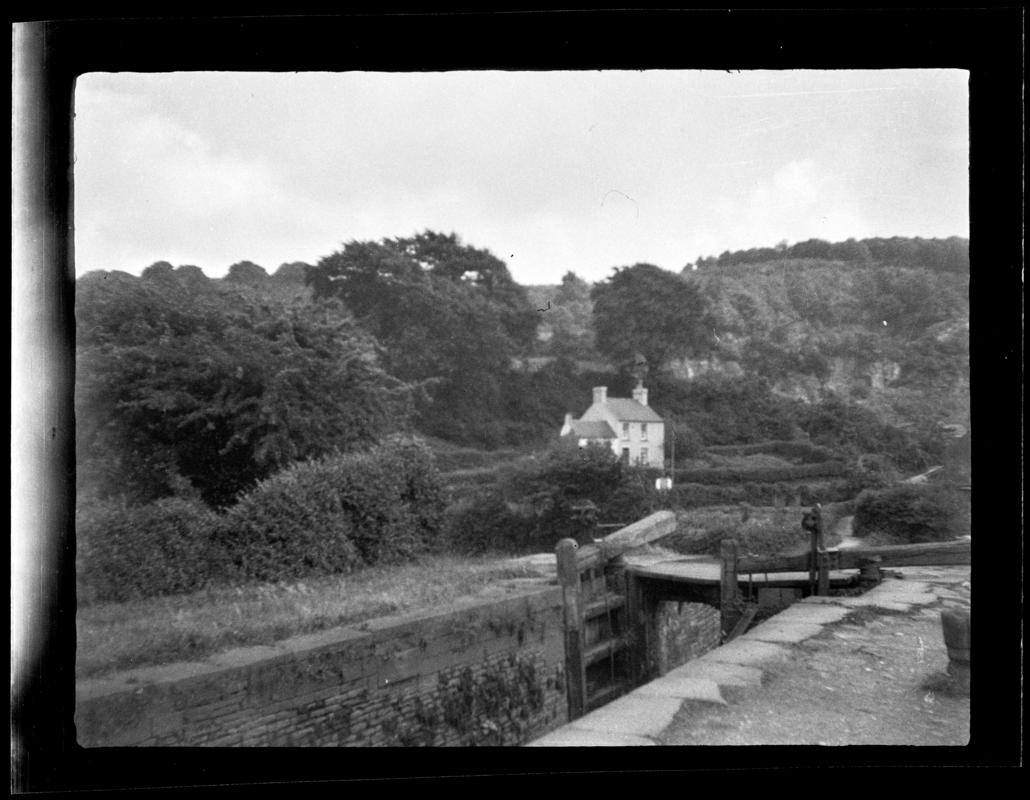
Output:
(76, 271), (411, 507)
(591, 263), (716, 374)
(307, 231), (537, 446)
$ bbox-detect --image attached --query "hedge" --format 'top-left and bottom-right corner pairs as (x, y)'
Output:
(440, 466), (502, 486)
(429, 447), (527, 472)
(77, 496), (230, 604)
(220, 437), (446, 580)
(77, 436), (447, 603)
(663, 478), (855, 509)
(704, 440), (838, 463)
(439, 490), (535, 555)
(670, 461), (845, 485)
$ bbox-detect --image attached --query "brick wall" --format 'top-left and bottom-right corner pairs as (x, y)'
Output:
(76, 585), (568, 747)
(654, 601), (722, 675)
(76, 583), (728, 747)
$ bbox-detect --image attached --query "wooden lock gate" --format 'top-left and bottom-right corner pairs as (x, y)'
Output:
(555, 507), (972, 721)
(555, 511), (678, 720)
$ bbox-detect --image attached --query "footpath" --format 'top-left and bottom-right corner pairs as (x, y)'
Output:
(527, 564), (970, 746)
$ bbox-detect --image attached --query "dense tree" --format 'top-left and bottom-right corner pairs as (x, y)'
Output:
(271, 261), (311, 284)
(225, 260), (270, 286)
(701, 235), (969, 273)
(392, 230), (538, 350)
(307, 231), (539, 447)
(544, 271), (597, 359)
(76, 271), (412, 507)
(591, 263), (716, 374)
(795, 392), (941, 472)
(651, 373), (802, 446)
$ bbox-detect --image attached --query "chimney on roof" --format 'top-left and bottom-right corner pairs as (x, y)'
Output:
(593, 386), (607, 405)
(633, 382), (648, 406)
(564, 412), (573, 428)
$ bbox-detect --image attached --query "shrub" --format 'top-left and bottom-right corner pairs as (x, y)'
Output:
(440, 490), (534, 554)
(797, 393), (943, 473)
(852, 483), (969, 543)
(666, 520), (808, 558)
(842, 454), (899, 496)
(667, 424), (705, 461)
(442, 441), (658, 554)
(218, 458), (363, 583)
(378, 436), (448, 552)
(77, 496), (228, 604)
(220, 436), (446, 580)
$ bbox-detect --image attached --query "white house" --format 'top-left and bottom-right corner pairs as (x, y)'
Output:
(560, 383), (665, 468)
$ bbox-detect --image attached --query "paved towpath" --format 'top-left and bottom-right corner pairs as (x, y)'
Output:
(527, 565), (970, 747)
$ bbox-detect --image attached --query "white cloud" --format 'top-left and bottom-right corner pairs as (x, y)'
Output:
(75, 83), (345, 273)
(72, 71), (966, 281)
(707, 159), (869, 251)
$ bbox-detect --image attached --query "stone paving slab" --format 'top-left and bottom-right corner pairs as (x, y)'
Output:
(633, 676), (726, 705)
(666, 660), (765, 689)
(698, 639), (791, 667)
(565, 694), (684, 738)
(771, 604), (850, 625)
(884, 592), (938, 605)
(837, 597), (916, 612)
(525, 728), (656, 746)
(799, 595), (849, 605)
(670, 660), (766, 688)
(740, 621), (824, 644)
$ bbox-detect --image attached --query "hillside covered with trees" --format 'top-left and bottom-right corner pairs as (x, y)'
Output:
(75, 232), (969, 600)
(77, 233), (969, 503)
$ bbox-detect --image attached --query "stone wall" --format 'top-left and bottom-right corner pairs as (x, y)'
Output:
(654, 601), (722, 675)
(76, 585), (568, 747)
(77, 582), (730, 747)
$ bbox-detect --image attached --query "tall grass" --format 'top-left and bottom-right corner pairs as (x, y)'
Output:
(76, 555), (548, 679)
(664, 504), (844, 558)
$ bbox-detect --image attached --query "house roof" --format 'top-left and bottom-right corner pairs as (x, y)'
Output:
(565, 420), (618, 439)
(603, 398), (664, 423)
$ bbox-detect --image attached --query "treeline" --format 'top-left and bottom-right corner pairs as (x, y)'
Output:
(76, 264), (412, 507)
(74, 227), (971, 600)
(690, 235), (968, 273)
(77, 229), (963, 513)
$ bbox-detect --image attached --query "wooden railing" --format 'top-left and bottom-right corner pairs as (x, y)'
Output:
(555, 511), (677, 720)
(719, 533), (971, 638)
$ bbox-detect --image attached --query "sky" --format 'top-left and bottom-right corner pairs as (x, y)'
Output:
(73, 69), (969, 285)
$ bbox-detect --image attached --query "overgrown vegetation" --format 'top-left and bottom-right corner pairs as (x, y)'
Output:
(852, 483), (970, 543)
(441, 441), (656, 555)
(663, 504), (844, 558)
(76, 266), (411, 507)
(77, 437), (446, 604)
(75, 555), (545, 678)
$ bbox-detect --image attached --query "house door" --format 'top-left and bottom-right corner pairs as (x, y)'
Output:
(621, 448), (630, 464)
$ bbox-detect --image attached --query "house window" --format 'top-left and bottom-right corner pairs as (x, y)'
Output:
(622, 422), (630, 440)
(640, 447), (649, 465)
(640, 423), (648, 441)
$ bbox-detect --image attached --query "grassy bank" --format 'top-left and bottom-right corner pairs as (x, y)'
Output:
(76, 555), (548, 679)
(76, 503), (851, 680)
